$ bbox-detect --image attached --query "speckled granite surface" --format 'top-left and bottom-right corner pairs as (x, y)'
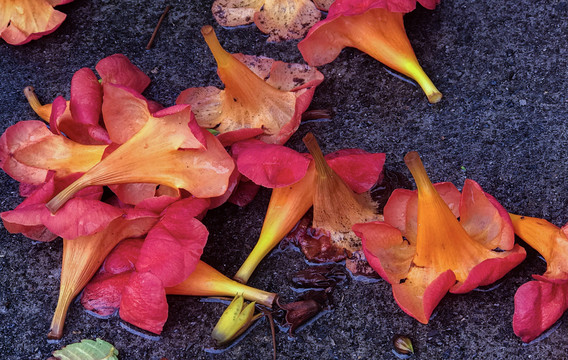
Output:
(0, 1), (567, 359)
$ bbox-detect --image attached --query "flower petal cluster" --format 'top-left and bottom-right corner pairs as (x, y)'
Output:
(509, 214), (568, 342)
(298, 0), (442, 103)
(0, 54), (242, 338)
(354, 152), (526, 323)
(0, 0), (74, 45)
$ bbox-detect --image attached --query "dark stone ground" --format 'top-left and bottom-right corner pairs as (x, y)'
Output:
(1, 0), (567, 359)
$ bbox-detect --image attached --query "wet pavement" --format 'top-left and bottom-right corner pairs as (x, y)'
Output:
(0, 0), (567, 359)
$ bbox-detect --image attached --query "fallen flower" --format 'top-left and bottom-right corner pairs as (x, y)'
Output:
(48, 208), (159, 339)
(298, 0), (442, 103)
(509, 214), (568, 343)
(46, 87), (235, 213)
(176, 26), (323, 145)
(212, 0), (331, 42)
(82, 239), (277, 334)
(0, 0), (74, 45)
(354, 151), (526, 323)
(232, 134), (384, 283)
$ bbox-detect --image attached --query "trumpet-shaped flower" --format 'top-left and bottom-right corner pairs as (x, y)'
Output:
(46, 85), (235, 213)
(212, 0), (332, 42)
(509, 214), (568, 342)
(0, 0), (74, 45)
(354, 152), (526, 323)
(81, 238), (276, 334)
(298, 0), (442, 103)
(232, 135), (385, 283)
(176, 26), (323, 145)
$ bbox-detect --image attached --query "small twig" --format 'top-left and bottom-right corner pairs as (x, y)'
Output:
(261, 307), (277, 360)
(146, 5), (171, 50)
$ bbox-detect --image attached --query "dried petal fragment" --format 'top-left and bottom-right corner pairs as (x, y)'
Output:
(212, 0), (322, 41)
(255, 0), (321, 42)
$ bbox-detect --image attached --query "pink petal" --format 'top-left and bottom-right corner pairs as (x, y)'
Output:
(135, 216), (208, 287)
(119, 272), (168, 334)
(96, 54), (151, 94)
(232, 139), (310, 188)
(326, 149), (385, 193)
(41, 198), (123, 239)
(513, 279), (568, 342)
(217, 128), (265, 147)
(108, 183), (158, 206)
(355, 221), (414, 283)
(0, 120), (51, 184)
(392, 267), (455, 324)
(70, 68), (103, 127)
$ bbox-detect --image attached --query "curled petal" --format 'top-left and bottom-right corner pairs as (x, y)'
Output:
(355, 221), (414, 283)
(96, 54), (151, 93)
(81, 272), (132, 317)
(326, 149), (385, 193)
(459, 179), (515, 250)
(392, 267), (456, 324)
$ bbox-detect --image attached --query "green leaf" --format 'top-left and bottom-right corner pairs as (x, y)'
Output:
(52, 338), (119, 360)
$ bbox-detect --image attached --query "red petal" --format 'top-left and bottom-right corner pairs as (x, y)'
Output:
(41, 198), (123, 239)
(326, 149), (385, 193)
(459, 179), (515, 250)
(513, 279), (568, 342)
(208, 168), (240, 209)
(135, 216), (208, 287)
(232, 139), (310, 188)
(228, 177), (260, 207)
(119, 272), (168, 334)
(96, 54), (151, 94)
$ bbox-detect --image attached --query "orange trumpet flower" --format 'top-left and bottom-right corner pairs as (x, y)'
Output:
(354, 152), (526, 323)
(176, 25), (323, 145)
(298, 0), (442, 103)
